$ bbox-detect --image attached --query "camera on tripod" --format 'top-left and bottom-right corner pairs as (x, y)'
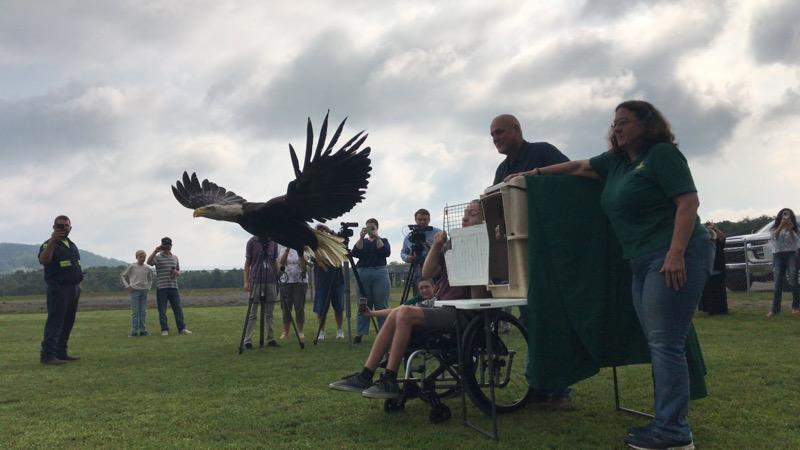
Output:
(407, 224), (433, 257)
(338, 222), (358, 239)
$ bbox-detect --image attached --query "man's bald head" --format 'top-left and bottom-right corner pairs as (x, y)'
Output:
(490, 114), (524, 157)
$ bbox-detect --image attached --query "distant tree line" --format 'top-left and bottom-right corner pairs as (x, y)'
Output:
(712, 215), (773, 237)
(0, 266), (244, 297)
(0, 215), (778, 297)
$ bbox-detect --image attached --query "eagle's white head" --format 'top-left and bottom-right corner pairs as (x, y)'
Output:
(193, 204), (244, 222)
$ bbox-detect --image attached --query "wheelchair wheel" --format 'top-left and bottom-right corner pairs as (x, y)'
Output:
(461, 311), (532, 415)
(420, 358), (461, 401)
(429, 403), (451, 423)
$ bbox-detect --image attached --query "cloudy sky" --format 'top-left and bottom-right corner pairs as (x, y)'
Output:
(2, 0), (799, 269)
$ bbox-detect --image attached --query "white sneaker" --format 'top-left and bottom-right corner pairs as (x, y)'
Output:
(336, 329), (344, 339)
(318, 330), (326, 341)
(161, 330), (169, 336)
(180, 329), (192, 335)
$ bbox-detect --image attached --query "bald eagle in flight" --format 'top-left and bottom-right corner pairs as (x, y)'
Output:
(171, 112), (371, 267)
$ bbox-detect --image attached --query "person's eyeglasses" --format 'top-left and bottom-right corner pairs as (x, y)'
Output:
(611, 119), (636, 129)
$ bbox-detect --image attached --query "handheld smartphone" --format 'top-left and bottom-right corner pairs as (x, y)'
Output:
(358, 297), (368, 314)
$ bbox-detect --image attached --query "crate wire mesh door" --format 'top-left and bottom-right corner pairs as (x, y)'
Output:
(443, 202), (469, 234)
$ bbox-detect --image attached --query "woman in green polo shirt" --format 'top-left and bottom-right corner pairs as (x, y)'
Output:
(506, 100), (712, 450)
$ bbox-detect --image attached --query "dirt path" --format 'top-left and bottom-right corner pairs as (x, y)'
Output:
(0, 291), (251, 314)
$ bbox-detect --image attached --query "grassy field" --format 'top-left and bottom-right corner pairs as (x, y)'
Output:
(1, 291), (798, 449)
(0, 287), (244, 303)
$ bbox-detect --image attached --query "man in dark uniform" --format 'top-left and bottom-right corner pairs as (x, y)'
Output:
(491, 114), (569, 185)
(490, 114), (573, 407)
(38, 215), (83, 365)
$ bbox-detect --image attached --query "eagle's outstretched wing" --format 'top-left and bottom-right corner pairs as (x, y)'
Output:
(171, 171), (247, 209)
(284, 112), (371, 222)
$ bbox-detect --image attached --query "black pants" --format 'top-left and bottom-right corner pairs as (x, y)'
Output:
(41, 284), (80, 360)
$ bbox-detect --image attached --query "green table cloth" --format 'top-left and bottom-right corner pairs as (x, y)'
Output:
(525, 175), (707, 399)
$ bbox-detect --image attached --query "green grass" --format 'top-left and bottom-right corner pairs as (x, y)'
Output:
(0, 287), (244, 303)
(1, 293), (799, 449)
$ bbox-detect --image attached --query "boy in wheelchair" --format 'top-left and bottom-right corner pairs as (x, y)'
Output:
(328, 256), (477, 399)
(329, 202), (485, 400)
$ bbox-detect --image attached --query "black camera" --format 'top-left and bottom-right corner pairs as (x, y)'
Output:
(337, 222), (358, 239)
(358, 296), (368, 314)
(407, 224), (433, 256)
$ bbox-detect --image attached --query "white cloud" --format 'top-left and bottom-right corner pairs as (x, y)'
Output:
(2, 1), (799, 269)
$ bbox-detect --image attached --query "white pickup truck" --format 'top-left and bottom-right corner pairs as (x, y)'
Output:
(723, 221), (800, 291)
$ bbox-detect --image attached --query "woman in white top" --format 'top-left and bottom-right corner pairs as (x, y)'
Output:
(768, 208), (799, 317)
(276, 245), (308, 340)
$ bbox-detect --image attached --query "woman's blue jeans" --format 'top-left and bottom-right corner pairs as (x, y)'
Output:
(629, 234), (713, 440)
(356, 266), (390, 337)
(772, 251), (799, 313)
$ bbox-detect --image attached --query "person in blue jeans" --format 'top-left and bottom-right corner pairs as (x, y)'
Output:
(147, 237), (191, 336)
(351, 218), (391, 343)
(120, 250), (154, 336)
(767, 208), (800, 317)
(508, 100), (712, 450)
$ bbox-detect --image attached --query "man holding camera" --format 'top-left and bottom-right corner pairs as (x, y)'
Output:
(147, 237), (191, 336)
(400, 209), (441, 297)
(38, 215), (83, 365)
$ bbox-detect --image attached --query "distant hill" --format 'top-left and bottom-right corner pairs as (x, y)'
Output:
(0, 242), (127, 274)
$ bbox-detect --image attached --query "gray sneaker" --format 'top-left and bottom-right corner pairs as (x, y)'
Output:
(329, 373), (373, 393)
(624, 431), (694, 450)
(362, 375), (400, 400)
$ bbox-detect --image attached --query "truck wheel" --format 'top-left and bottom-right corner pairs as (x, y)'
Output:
(726, 275), (751, 292)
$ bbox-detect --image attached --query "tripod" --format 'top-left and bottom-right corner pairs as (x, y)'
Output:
(238, 239), (279, 354)
(238, 282), (278, 353)
(399, 251), (425, 305)
(400, 238), (428, 305)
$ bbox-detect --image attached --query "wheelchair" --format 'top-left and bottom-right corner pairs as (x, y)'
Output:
(384, 309), (532, 423)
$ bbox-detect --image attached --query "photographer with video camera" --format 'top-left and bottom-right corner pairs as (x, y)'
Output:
(351, 218), (391, 343)
(400, 209), (441, 299)
(329, 203), (485, 399)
